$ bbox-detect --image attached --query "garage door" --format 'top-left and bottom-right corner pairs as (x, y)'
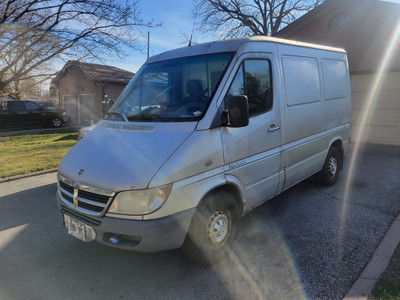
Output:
(78, 94), (95, 126)
(63, 94), (95, 125)
(63, 95), (78, 124)
(351, 71), (400, 145)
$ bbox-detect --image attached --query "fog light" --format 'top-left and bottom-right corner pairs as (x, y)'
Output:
(103, 233), (141, 247)
(109, 235), (121, 244)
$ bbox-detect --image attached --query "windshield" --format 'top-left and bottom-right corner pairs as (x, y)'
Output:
(105, 52), (234, 122)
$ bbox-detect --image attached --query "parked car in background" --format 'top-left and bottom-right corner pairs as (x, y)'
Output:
(37, 101), (71, 124)
(0, 100), (68, 129)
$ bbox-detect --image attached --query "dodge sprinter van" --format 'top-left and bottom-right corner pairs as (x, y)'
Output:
(57, 36), (351, 264)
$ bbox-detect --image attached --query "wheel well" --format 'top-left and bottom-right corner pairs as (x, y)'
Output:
(331, 139), (344, 169)
(202, 185), (244, 216)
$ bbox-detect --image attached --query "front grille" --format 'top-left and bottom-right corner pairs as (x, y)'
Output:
(61, 192), (73, 204)
(78, 190), (109, 204)
(58, 176), (115, 217)
(78, 201), (104, 213)
(59, 181), (74, 194)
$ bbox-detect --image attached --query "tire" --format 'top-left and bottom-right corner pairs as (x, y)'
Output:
(51, 117), (62, 128)
(181, 191), (239, 265)
(316, 146), (340, 186)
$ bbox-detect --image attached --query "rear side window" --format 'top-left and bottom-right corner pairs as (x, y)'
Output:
(25, 101), (41, 110)
(282, 56), (321, 106)
(8, 101), (26, 112)
(321, 59), (348, 100)
(225, 59), (273, 117)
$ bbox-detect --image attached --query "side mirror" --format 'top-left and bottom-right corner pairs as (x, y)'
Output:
(227, 95), (249, 128)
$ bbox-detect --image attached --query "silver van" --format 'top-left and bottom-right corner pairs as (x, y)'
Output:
(57, 36), (351, 264)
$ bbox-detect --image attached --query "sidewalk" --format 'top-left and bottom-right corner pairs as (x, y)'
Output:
(344, 213), (400, 299)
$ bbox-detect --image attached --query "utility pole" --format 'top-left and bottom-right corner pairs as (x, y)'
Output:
(147, 31), (150, 60)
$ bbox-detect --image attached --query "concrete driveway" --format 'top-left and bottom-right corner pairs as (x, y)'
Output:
(0, 143), (399, 299)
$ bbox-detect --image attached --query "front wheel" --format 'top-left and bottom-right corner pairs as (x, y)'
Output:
(51, 117), (62, 128)
(181, 191), (239, 265)
(316, 146), (340, 186)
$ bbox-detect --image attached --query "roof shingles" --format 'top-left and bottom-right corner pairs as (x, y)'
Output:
(53, 61), (134, 84)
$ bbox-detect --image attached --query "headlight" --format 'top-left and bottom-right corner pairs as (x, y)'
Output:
(108, 185), (172, 215)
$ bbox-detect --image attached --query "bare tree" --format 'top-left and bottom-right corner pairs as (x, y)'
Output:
(193, 0), (324, 38)
(0, 0), (158, 99)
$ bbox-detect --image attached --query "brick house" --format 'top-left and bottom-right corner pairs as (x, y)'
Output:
(52, 61), (134, 125)
(275, 0), (400, 145)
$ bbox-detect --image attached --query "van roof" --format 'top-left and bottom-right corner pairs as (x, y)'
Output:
(147, 36), (346, 64)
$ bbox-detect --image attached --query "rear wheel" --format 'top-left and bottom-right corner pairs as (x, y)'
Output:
(316, 146), (340, 186)
(182, 191), (239, 265)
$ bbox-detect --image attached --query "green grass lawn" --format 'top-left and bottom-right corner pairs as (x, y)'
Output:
(0, 131), (77, 178)
(369, 245), (400, 300)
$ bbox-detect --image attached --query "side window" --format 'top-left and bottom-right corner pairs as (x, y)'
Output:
(25, 101), (41, 110)
(9, 101), (26, 112)
(282, 56), (321, 106)
(225, 59), (272, 117)
(321, 59), (348, 100)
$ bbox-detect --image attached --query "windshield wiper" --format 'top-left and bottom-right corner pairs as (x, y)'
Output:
(103, 111), (128, 122)
(128, 113), (166, 122)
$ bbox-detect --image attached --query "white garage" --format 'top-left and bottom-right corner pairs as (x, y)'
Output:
(351, 72), (400, 145)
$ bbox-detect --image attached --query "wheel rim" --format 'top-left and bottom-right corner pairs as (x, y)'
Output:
(207, 211), (229, 247)
(328, 156), (337, 179)
(53, 119), (61, 127)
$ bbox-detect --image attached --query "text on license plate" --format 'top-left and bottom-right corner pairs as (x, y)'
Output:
(67, 217), (87, 241)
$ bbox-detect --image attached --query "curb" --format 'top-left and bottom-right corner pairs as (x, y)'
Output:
(0, 168), (58, 184)
(0, 126), (79, 137)
(343, 213), (400, 299)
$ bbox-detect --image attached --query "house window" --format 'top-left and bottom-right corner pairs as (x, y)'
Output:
(328, 13), (353, 28)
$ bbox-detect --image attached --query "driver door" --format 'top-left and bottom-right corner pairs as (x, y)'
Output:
(221, 54), (282, 211)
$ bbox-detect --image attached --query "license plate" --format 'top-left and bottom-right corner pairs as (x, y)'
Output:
(67, 217), (87, 241)
(63, 214), (96, 242)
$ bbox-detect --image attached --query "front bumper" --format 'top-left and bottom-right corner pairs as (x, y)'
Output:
(57, 192), (195, 252)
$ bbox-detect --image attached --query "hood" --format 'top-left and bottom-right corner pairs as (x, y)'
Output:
(58, 120), (196, 191)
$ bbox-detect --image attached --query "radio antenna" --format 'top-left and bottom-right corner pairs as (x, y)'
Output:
(188, 12), (197, 47)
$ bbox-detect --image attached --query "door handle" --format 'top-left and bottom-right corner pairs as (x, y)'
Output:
(268, 124), (280, 132)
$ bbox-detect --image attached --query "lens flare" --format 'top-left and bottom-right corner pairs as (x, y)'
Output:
(211, 207), (307, 299)
(341, 20), (400, 244)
